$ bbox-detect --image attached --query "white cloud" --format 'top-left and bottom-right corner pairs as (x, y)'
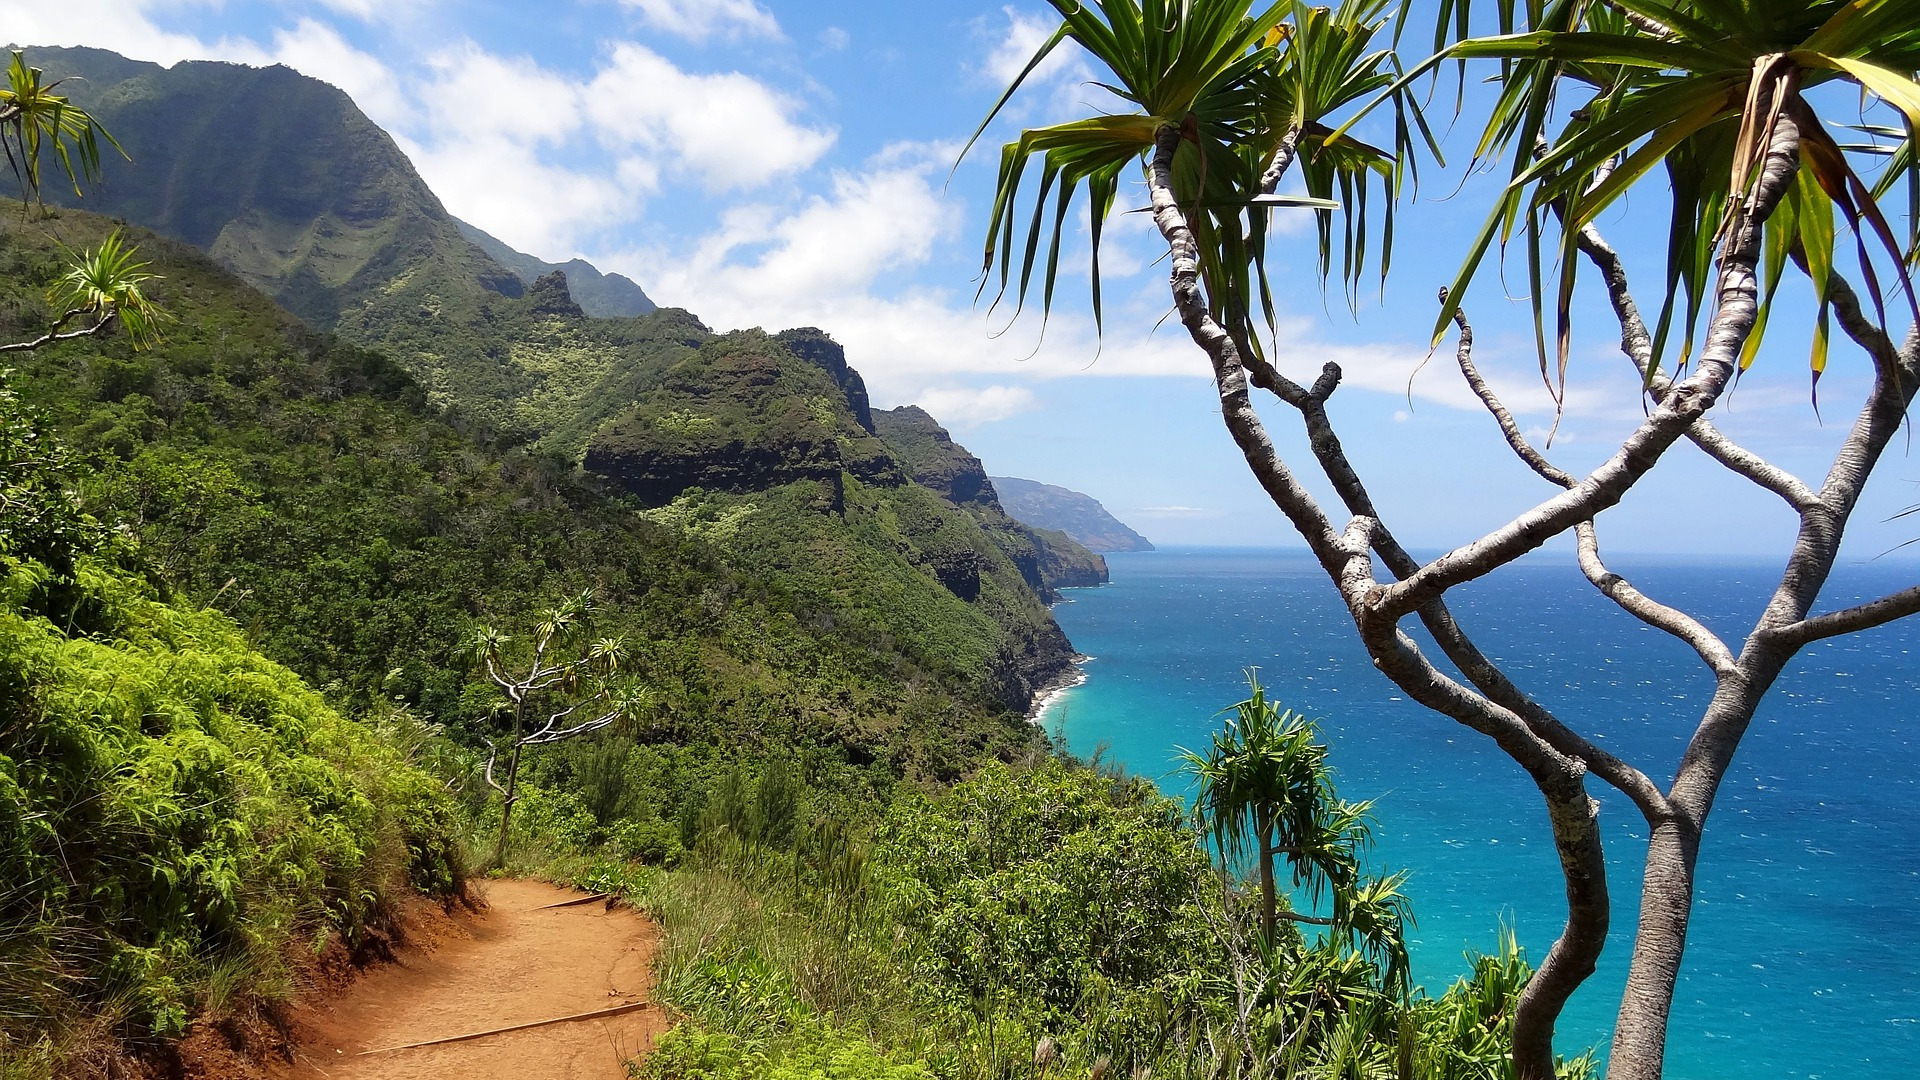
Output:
(268, 18), (412, 126)
(974, 6), (1110, 126)
(584, 43), (834, 191)
(983, 6), (1075, 87)
(619, 0), (781, 43)
(418, 41), (584, 144)
(912, 384), (1039, 427)
(398, 132), (632, 256)
(818, 27), (850, 52)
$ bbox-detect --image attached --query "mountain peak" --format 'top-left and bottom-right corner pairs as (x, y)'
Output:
(990, 477), (1155, 552)
(525, 270), (585, 319)
(455, 218), (657, 319)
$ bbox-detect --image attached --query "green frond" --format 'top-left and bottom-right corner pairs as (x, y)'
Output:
(2, 49), (125, 203)
(973, 0), (1429, 355)
(1421, 0), (1920, 391)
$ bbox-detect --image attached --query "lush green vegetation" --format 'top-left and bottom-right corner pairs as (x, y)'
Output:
(0, 207), (1057, 779)
(562, 747), (1593, 1080)
(0, 359), (462, 1073)
(0, 203), (1070, 1074)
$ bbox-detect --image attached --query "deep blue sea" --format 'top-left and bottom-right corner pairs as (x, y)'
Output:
(1039, 548), (1920, 1079)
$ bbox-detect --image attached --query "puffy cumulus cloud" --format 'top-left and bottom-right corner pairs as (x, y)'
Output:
(416, 41), (585, 145)
(628, 142), (961, 314)
(618, 0), (782, 43)
(974, 5), (1114, 126)
(911, 384), (1040, 428)
(396, 132), (633, 256)
(584, 43), (834, 191)
(982, 5), (1078, 87)
(267, 18), (413, 127)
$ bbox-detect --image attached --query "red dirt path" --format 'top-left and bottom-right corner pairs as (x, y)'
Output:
(280, 879), (665, 1080)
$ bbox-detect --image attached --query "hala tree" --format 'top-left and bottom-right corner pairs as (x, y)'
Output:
(1, 229), (167, 354)
(1181, 674), (1411, 994)
(977, 2), (1920, 1078)
(1, 49), (121, 207)
(469, 589), (653, 867)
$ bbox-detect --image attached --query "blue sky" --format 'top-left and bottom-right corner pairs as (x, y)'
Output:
(8, 0), (1920, 560)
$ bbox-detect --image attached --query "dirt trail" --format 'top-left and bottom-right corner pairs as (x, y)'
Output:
(284, 879), (666, 1080)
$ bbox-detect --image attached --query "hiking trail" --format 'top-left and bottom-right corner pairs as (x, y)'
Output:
(283, 878), (665, 1080)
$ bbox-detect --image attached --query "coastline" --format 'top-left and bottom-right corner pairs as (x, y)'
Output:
(1027, 657), (1090, 724)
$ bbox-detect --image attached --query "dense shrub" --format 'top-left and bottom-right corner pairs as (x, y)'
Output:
(0, 553), (463, 1051)
(876, 759), (1214, 1030)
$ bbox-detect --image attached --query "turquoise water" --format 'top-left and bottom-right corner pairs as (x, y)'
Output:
(1041, 548), (1920, 1079)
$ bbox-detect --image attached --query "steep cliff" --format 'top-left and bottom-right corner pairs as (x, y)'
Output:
(990, 475), (1155, 552)
(586, 334), (1076, 709)
(874, 407), (1109, 594)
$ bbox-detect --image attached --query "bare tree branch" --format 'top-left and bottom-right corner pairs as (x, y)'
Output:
(1270, 349), (1675, 823)
(1441, 297), (1739, 677)
(1577, 523), (1739, 676)
(1381, 118), (1805, 622)
(0, 307), (114, 353)
(1447, 297), (1577, 487)
(1575, 220), (1821, 513)
(1765, 584), (1920, 647)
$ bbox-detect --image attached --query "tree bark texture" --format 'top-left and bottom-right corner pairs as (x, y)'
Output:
(1144, 122), (1608, 1079)
(1136, 78), (1920, 1077)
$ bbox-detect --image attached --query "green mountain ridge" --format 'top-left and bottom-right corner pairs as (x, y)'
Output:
(990, 475), (1155, 552)
(456, 217), (657, 319)
(0, 205), (1053, 772)
(23, 46), (524, 332)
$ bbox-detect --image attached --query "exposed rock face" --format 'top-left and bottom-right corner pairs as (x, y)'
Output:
(874, 407), (1110, 597)
(525, 271), (587, 319)
(777, 328), (877, 434)
(456, 217), (657, 318)
(582, 331), (896, 509)
(873, 406), (998, 508)
(990, 476), (1155, 552)
(28, 47), (523, 329)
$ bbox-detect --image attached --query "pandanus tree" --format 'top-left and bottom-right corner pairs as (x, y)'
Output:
(1, 49), (121, 207)
(976, 1), (1920, 1078)
(469, 589), (653, 867)
(0, 51), (156, 357)
(1, 230), (167, 354)
(1182, 675), (1412, 994)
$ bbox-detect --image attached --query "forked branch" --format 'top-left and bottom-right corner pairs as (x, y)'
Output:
(1445, 298), (1738, 678)
(1575, 221), (1821, 513)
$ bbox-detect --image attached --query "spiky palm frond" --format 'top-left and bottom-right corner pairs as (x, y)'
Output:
(1403, 1), (1920, 399)
(0, 50), (122, 204)
(971, 0), (1421, 361)
(50, 231), (167, 349)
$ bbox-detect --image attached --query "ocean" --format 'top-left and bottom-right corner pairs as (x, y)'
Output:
(1038, 547), (1920, 1079)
